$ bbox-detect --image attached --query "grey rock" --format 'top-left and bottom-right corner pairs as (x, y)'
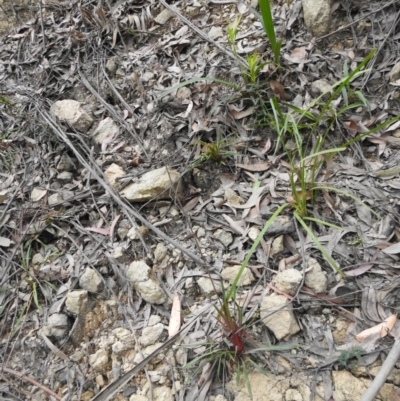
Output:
(126, 261), (166, 304)
(51, 99), (93, 133)
(198, 277), (221, 295)
(311, 79), (332, 97)
(70, 350), (84, 362)
(65, 290), (88, 315)
(57, 154), (74, 171)
(134, 343), (165, 364)
(32, 253), (44, 265)
(260, 294), (300, 340)
(263, 216), (295, 236)
(302, 0), (333, 36)
(221, 266), (254, 286)
(104, 163), (125, 188)
(117, 219), (131, 240)
(45, 313), (70, 339)
(142, 71), (155, 82)
(197, 227), (206, 238)
(130, 395), (149, 401)
(248, 227), (260, 241)
(390, 62), (400, 82)
(92, 117), (119, 144)
(208, 26), (223, 40)
(154, 8), (174, 24)
(79, 268), (104, 293)
(176, 87), (191, 100)
(31, 188), (47, 202)
(153, 386), (173, 401)
(62, 189), (74, 200)
(127, 226), (148, 240)
(154, 243), (168, 263)
(112, 340), (135, 355)
(305, 258), (328, 293)
(213, 229), (233, 247)
(89, 349), (109, 372)
(112, 360), (121, 380)
(140, 323), (165, 346)
(113, 247), (124, 259)
(270, 235), (284, 256)
(105, 58), (117, 76)
(225, 188), (244, 205)
(148, 315), (161, 326)
(113, 327), (131, 339)
(121, 167), (181, 202)
(57, 171), (73, 182)
(275, 269), (302, 296)
(48, 193), (62, 206)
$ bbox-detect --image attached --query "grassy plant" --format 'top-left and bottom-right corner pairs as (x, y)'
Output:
(258, 0), (281, 65)
(190, 136), (236, 169)
(267, 49), (377, 217)
(227, 16), (241, 56)
(338, 346), (365, 368)
(184, 206), (300, 397)
(245, 53), (267, 85)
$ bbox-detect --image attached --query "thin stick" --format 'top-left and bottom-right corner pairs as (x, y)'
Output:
(38, 0), (46, 51)
(360, 336), (400, 401)
(2, 367), (62, 401)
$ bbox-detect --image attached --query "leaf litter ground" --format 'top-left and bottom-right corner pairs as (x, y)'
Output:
(1, 0), (400, 400)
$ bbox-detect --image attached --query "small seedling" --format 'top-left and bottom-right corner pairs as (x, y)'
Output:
(190, 137), (236, 169)
(245, 53), (267, 85)
(185, 208), (301, 398)
(338, 346), (365, 368)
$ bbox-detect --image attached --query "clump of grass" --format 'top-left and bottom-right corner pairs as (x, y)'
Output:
(190, 136), (236, 169)
(184, 208), (300, 397)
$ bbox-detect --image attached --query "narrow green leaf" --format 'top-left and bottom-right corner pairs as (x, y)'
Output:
(294, 212), (345, 277)
(227, 203), (289, 300)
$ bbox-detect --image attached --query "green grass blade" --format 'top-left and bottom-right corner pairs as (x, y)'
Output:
(227, 203), (289, 300)
(301, 147), (346, 163)
(301, 216), (342, 230)
(245, 343), (301, 354)
(344, 114), (400, 147)
(242, 360), (253, 399)
(313, 186), (380, 218)
(294, 212), (345, 277)
(258, 0), (280, 64)
(32, 282), (42, 313)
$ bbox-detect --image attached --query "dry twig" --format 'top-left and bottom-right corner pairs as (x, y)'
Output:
(360, 336), (400, 401)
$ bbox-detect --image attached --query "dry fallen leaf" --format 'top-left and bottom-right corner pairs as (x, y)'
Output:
(0, 237), (11, 247)
(343, 120), (358, 137)
(168, 293), (181, 338)
(270, 80), (286, 100)
(129, 156), (144, 166)
(228, 106), (255, 120)
(236, 162), (271, 172)
(355, 314), (397, 342)
(183, 196), (199, 212)
(286, 191), (312, 204)
(86, 227), (111, 235)
(382, 242), (400, 255)
(284, 46), (309, 64)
